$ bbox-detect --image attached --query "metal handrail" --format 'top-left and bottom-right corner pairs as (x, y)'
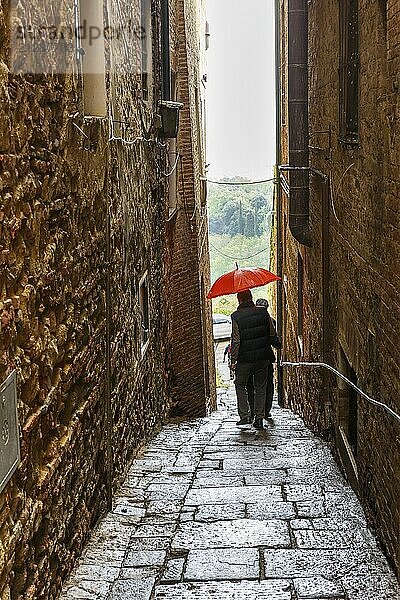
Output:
(281, 360), (400, 426)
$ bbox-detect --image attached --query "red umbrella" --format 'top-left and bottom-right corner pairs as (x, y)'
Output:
(207, 265), (281, 299)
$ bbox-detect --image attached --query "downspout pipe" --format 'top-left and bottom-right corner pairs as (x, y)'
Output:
(161, 0), (171, 100)
(274, 0), (284, 406)
(105, 137), (113, 511)
(288, 0), (311, 246)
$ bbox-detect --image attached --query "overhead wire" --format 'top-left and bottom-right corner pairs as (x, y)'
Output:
(206, 177), (277, 185)
(209, 241), (270, 262)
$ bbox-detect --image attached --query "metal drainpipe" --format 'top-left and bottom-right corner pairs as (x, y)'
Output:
(320, 173), (332, 420)
(161, 0), (171, 100)
(288, 0), (311, 246)
(105, 143), (113, 512)
(274, 0), (284, 407)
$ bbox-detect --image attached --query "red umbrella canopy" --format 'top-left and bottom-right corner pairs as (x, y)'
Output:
(207, 266), (281, 299)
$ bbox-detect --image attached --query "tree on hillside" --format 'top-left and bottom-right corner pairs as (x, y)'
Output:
(244, 211), (255, 237)
(207, 179), (273, 237)
(251, 194), (269, 210)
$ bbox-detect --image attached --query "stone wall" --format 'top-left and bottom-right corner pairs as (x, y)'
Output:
(0, 58), (112, 597)
(0, 0), (214, 596)
(279, 0), (400, 576)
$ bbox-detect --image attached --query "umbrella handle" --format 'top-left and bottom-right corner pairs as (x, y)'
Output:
(235, 262), (239, 270)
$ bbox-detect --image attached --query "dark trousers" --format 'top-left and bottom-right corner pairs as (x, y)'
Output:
(248, 362), (274, 417)
(265, 362), (274, 416)
(235, 360), (269, 420)
(247, 376), (254, 416)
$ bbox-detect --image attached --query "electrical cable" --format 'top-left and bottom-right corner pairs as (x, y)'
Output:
(329, 169), (340, 222)
(72, 122), (89, 139)
(209, 241), (270, 261)
(155, 149), (181, 177)
(163, 153), (180, 177)
(206, 177), (277, 185)
(335, 162), (355, 204)
(108, 130), (156, 146)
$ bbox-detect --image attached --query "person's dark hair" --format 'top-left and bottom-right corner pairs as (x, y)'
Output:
(256, 298), (269, 308)
(237, 289), (252, 304)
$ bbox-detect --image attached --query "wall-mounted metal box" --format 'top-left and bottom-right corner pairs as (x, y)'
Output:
(0, 371), (20, 494)
(158, 100), (184, 138)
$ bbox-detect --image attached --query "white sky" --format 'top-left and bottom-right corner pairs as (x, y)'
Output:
(205, 0), (276, 181)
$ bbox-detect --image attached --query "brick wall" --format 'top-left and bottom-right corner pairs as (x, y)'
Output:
(279, 0), (400, 576)
(0, 0), (214, 596)
(168, 0), (216, 417)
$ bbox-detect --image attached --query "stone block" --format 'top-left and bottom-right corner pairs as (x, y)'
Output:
(194, 503), (246, 522)
(123, 550), (167, 568)
(161, 558), (186, 583)
(185, 485), (283, 506)
(154, 580), (292, 599)
(61, 581), (113, 599)
(131, 523), (177, 539)
(293, 576), (345, 599)
(128, 537), (171, 551)
(262, 549), (370, 579)
(108, 577), (155, 600)
(246, 501), (297, 520)
(183, 548), (260, 581)
(172, 519), (291, 550)
(192, 476), (244, 488)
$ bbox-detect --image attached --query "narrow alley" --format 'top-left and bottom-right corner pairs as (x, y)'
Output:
(60, 347), (400, 600)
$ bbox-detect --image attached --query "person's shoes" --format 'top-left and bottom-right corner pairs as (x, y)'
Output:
(253, 418), (264, 429)
(236, 417), (252, 426)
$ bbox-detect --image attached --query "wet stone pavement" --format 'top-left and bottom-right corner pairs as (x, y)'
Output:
(61, 348), (400, 600)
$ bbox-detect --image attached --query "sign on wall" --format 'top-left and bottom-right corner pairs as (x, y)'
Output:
(0, 371), (20, 494)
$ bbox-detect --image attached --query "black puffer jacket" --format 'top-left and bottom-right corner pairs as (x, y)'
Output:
(231, 300), (273, 363)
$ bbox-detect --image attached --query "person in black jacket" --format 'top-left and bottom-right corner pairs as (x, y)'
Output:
(230, 289), (276, 429)
(255, 298), (281, 418)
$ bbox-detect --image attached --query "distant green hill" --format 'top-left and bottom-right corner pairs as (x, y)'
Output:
(207, 178), (274, 285)
(208, 179), (273, 238)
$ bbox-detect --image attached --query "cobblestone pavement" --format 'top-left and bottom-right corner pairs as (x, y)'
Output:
(61, 347), (400, 600)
